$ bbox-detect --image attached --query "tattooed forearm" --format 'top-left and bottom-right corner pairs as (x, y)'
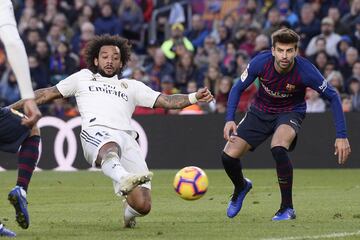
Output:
(9, 87), (63, 110)
(154, 94), (191, 109)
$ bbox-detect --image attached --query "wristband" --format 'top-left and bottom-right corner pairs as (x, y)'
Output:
(188, 92), (198, 104)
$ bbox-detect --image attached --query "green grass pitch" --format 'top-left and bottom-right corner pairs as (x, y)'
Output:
(0, 169), (359, 240)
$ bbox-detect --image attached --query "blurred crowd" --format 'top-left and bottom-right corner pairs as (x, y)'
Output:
(0, 0), (359, 117)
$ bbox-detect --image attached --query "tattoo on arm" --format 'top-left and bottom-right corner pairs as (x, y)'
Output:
(9, 86), (63, 110)
(154, 94), (191, 109)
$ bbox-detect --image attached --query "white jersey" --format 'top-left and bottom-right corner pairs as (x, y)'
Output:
(0, 0), (16, 27)
(56, 69), (161, 131)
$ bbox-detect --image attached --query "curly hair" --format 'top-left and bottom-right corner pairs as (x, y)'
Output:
(85, 34), (132, 75)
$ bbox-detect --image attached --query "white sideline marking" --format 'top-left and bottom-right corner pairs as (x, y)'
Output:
(261, 230), (360, 240)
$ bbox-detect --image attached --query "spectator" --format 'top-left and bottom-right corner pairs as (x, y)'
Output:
(118, 0), (144, 42)
(305, 88), (326, 113)
(345, 60), (360, 92)
(215, 76), (232, 113)
(340, 47), (359, 81)
(348, 78), (360, 111)
(122, 52), (141, 78)
(194, 36), (217, 70)
(327, 6), (350, 35)
(337, 35), (353, 67)
(204, 65), (222, 95)
(276, 0), (299, 27)
(71, 22), (95, 69)
(175, 52), (202, 93)
(94, 3), (122, 35)
(296, 3), (321, 54)
(341, 94), (352, 112)
(340, 0), (360, 31)
(263, 8), (282, 37)
(28, 55), (49, 89)
(253, 34), (270, 56)
(185, 14), (209, 49)
(306, 17), (341, 58)
(145, 48), (175, 91)
(46, 24), (67, 53)
(327, 70), (345, 94)
(351, 16), (360, 51)
(0, 70), (20, 105)
(161, 23), (194, 60)
(239, 25), (259, 56)
(52, 13), (74, 42)
(49, 41), (78, 85)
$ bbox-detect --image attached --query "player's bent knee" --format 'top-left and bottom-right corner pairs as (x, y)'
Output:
(127, 187), (152, 215)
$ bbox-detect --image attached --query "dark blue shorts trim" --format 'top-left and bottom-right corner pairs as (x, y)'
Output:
(236, 108), (305, 151)
(0, 108), (30, 153)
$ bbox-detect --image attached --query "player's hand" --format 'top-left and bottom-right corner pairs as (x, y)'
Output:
(195, 87), (213, 103)
(22, 99), (42, 128)
(223, 121), (237, 142)
(334, 138), (351, 164)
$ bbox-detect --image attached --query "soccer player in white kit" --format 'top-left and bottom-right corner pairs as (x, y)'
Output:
(10, 34), (213, 228)
(0, 0), (42, 237)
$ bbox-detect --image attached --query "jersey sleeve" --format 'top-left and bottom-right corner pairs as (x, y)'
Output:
(134, 81), (161, 108)
(301, 61), (347, 138)
(56, 70), (83, 97)
(225, 58), (260, 121)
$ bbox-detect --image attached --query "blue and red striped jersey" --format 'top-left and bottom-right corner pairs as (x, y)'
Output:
(226, 50), (347, 138)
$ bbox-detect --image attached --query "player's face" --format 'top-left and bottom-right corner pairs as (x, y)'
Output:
(94, 45), (122, 77)
(272, 43), (298, 73)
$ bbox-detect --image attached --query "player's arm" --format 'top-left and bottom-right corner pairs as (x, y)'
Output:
(304, 67), (351, 164)
(154, 87), (213, 109)
(9, 87), (63, 110)
(224, 64), (257, 141)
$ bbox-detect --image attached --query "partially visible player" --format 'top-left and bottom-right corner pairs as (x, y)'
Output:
(222, 28), (351, 221)
(0, 0), (42, 237)
(10, 34), (213, 228)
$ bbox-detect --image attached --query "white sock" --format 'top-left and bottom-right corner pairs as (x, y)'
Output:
(101, 152), (129, 183)
(124, 202), (143, 221)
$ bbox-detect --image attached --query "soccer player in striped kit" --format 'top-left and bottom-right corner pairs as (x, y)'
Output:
(0, 0), (42, 237)
(221, 28), (351, 221)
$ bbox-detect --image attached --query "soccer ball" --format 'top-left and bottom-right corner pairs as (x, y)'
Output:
(173, 166), (208, 200)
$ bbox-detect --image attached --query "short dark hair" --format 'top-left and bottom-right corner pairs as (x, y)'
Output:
(271, 28), (300, 49)
(85, 34), (132, 75)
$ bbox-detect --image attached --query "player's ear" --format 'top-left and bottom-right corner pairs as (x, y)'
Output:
(94, 58), (98, 67)
(271, 47), (275, 56)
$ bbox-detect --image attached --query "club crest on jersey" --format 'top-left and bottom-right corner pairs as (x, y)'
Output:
(286, 83), (296, 92)
(120, 82), (128, 89)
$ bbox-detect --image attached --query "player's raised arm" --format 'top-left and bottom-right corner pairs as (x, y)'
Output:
(153, 87), (213, 109)
(9, 86), (64, 111)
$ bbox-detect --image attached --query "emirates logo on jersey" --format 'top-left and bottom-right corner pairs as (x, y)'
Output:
(286, 83), (296, 92)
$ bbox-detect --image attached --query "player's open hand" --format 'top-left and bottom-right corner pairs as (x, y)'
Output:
(334, 138), (351, 164)
(223, 121), (238, 142)
(195, 87), (213, 103)
(22, 99), (42, 128)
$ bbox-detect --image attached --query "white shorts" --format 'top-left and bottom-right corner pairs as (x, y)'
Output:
(80, 126), (151, 190)
(0, 0), (17, 27)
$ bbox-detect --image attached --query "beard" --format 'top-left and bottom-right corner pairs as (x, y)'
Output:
(97, 67), (118, 78)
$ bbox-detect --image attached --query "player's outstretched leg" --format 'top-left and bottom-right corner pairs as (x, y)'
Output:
(0, 223), (16, 237)
(272, 207), (296, 221)
(227, 178), (252, 218)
